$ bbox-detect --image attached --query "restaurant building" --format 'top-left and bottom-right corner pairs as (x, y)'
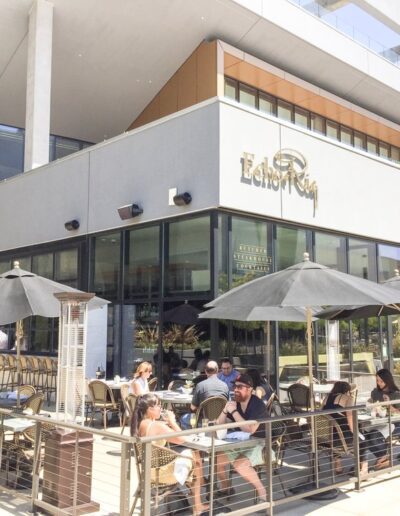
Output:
(0, 0), (399, 385)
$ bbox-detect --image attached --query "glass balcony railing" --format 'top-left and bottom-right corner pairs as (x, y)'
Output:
(288, 0), (400, 67)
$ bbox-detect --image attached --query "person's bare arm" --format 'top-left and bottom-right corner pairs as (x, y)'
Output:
(131, 380), (141, 396)
(221, 401), (259, 434)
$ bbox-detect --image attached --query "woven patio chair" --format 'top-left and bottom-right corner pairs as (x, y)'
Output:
(88, 380), (121, 430)
(148, 377), (158, 391)
(121, 393), (138, 435)
(193, 395), (227, 427)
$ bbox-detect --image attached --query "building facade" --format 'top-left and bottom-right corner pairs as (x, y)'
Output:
(0, 1), (399, 386)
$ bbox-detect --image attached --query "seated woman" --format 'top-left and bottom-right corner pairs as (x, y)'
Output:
(323, 381), (386, 477)
(246, 369), (274, 402)
(131, 393), (208, 516)
(370, 368), (400, 452)
(130, 361), (152, 395)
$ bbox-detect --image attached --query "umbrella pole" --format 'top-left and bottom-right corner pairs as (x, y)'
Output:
(263, 322), (271, 384)
(306, 308), (315, 411)
(15, 319), (23, 408)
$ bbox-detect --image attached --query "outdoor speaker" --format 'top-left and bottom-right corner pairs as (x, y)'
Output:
(64, 219), (80, 231)
(173, 192), (192, 206)
(117, 203), (143, 220)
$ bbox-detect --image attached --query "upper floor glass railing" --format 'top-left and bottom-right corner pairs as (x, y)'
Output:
(288, 0), (400, 67)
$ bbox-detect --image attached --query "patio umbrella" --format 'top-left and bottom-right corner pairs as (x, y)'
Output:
(199, 306), (320, 382)
(316, 304), (400, 321)
(204, 253), (400, 410)
(0, 262), (108, 406)
(164, 301), (201, 325)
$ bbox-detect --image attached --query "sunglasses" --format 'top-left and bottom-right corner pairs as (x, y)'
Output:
(234, 384), (250, 390)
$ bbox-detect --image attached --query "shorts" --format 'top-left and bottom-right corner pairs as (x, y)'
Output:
(225, 443), (264, 467)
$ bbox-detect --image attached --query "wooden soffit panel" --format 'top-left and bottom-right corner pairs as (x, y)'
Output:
(224, 52), (400, 146)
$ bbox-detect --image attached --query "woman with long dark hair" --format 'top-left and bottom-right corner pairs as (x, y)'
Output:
(131, 394), (208, 515)
(246, 369), (274, 402)
(323, 381), (385, 478)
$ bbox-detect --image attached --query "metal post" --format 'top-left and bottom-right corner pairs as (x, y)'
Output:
(388, 404), (393, 467)
(352, 410), (361, 491)
(209, 433), (216, 516)
(142, 442), (152, 516)
(312, 414), (319, 489)
(120, 442), (132, 516)
(265, 420), (273, 516)
(30, 421), (42, 513)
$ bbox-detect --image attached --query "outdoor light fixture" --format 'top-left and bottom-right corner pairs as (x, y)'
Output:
(173, 192), (192, 206)
(64, 220), (80, 231)
(117, 203), (143, 220)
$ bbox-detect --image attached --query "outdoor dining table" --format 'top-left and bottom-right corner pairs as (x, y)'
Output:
(0, 416), (35, 468)
(153, 390), (193, 407)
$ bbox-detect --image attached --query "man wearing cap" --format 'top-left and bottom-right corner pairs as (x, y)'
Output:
(216, 373), (267, 502)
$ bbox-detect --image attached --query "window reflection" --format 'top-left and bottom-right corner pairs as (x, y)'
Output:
(314, 232), (346, 271)
(167, 216), (210, 294)
(92, 233), (120, 297)
(378, 244), (400, 281)
(275, 226), (308, 270)
(348, 238), (377, 281)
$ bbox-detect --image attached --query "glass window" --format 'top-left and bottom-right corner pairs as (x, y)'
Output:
(316, 320), (350, 382)
(55, 248), (78, 286)
(49, 135), (56, 162)
(311, 114), (325, 135)
(354, 131), (366, 150)
(0, 124), (24, 180)
(0, 259), (10, 273)
(30, 316), (53, 353)
(277, 100), (293, 122)
(378, 244), (400, 281)
(218, 213), (229, 295)
(379, 142), (389, 158)
(167, 216), (210, 294)
(32, 253), (53, 279)
(340, 126), (353, 145)
(259, 93), (276, 116)
(351, 317), (382, 369)
(390, 146), (400, 163)
(14, 256), (31, 271)
(348, 238), (377, 281)
(232, 217), (273, 288)
(278, 321), (309, 397)
(224, 78), (237, 101)
(294, 107), (309, 129)
(124, 225), (160, 298)
(239, 84), (257, 108)
(367, 137), (378, 154)
(54, 136), (80, 160)
(91, 234), (120, 298)
(314, 232), (346, 272)
(275, 226), (308, 271)
(326, 120), (339, 140)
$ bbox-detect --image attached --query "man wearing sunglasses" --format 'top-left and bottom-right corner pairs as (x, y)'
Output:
(215, 373), (267, 503)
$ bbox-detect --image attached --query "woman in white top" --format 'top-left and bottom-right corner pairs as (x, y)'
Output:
(130, 361), (152, 395)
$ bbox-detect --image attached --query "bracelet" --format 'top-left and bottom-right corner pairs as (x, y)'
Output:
(222, 410), (228, 415)
(231, 409), (238, 415)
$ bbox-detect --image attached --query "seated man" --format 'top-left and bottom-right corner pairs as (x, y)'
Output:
(217, 357), (239, 391)
(181, 361), (229, 428)
(216, 374), (267, 502)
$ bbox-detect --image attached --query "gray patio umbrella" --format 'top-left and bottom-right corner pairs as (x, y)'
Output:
(164, 301), (201, 326)
(0, 262), (108, 405)
(205, 253), (400, 410)
(316, 304), (400, 321)
(199, 306), (320, 382)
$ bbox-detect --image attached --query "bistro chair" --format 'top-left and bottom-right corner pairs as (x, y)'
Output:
(43, 357), (57, 404)
(0, 354), (12, 390)
(21, 392), (44, 415)
(88, 380), (121, 430)
(194, 395), (227, 427)
(148, 377), (158, 392)
(130, 442), (194, 516)
(315, 413), (352, 482)
(6, 355), (18, 390)
(167, 379), (186, 392)
(121, 394), (138, 435)
(287, 383), (311, 413)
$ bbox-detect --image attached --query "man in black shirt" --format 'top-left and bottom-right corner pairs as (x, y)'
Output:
(216, 374), (267, 502)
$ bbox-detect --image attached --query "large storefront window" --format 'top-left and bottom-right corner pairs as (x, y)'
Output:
(348, 238), (377, 281)
(231, 217), (273, 288)
(316, 320), (350, 380)
(0, 259), (10, 273)
(275, 225), (308, 270)
(0, 125), (24, 180)
(125, 225), (160, 299)
(352, 317), (381, 371)
(55, 248), (78, 287)
(378, 244), (400, 281)
(314, 232), (346, 271)
(167, 216), (210, 294)
(278, 321), (308, 398)
(217, 214), (229, 295)
(32, 253), (53, 279)
(91, 233), (121, 298)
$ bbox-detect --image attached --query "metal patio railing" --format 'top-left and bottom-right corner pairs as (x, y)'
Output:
(1, 400), (400, 515)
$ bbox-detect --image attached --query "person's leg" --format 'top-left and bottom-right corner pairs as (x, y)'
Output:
(364, 429), (388, 462)
(233, 456), (266, 500)
(216, 452), (230, 490)
(191, 451), (208, 515)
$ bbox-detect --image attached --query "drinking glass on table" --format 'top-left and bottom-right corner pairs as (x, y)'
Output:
(190, 413), (197, 429)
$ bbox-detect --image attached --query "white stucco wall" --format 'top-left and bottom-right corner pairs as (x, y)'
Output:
(219, 100), (400, 244)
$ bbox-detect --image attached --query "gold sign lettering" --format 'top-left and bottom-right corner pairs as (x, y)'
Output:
(241, 149), (318, 212)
